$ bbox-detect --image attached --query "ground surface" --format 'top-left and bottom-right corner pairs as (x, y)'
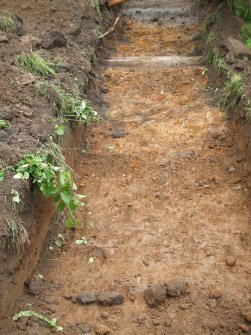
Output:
(2, 1), (251, 334)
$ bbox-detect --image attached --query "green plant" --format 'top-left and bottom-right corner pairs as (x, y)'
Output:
(36, 81), (100, 125)
(13, 310), (63, 332)
(205, 10), (221, 30)
(233, 0), (251, 21)
(220, 73), (244, 111)
(0, 119), (10, 129)
(240, 23), (251, 49)
(94, 0), (102, 17)
(11, 189), (21, 209)
(16, 52), (58, 77)
(0, 11), (15, 32)
(240, 23), (251, 40)
(13, 145), (85, 229)
(246, 38), (251, 48)
(4, 216), (29, 254)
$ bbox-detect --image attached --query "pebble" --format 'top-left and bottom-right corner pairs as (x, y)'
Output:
(225, 256), (237, 267)
(228, 167), (236, 174)
(143, 259), (149, 266)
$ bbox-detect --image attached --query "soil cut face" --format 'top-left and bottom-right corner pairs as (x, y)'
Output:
(3, 1), (251, 334)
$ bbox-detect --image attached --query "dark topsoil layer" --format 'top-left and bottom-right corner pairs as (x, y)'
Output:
(0, 0), (117, 317)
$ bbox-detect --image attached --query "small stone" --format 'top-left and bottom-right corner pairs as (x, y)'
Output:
(28, 275), (44, 295)
(111, 129), (126, 139)
(78, 292), (95, 305)
(0, 32), (8, 43)
(241, 307), (251, 322)
(41, 31), (67, 49)
(225, 256), (236, 267)
(95, 324), (111, 335)
(166, 280), (189, 297)
(101, 87), (109, 94)
(23, 109), (33, 118)
(0, 107), (13, 120)
(225, 37), (251, 60)
(228, 167), (236, 174)
(101, 312), (109, 319)
(63, 293), (72, 300)
(96, 291), (124, 306)
(239, 324), (249, 333)
(143, 259), (149, 266)
(209, 289), (222, 300)
(16, 73), (36, 86)
(144, 283), (166, 308)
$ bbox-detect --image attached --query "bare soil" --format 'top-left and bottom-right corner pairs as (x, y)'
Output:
(1, 1), (251, 335)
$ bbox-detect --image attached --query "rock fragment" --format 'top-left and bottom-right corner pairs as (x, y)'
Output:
(28, 274), (44, 295)
(144, 283), (166, 308)
(225, 256), (237, 267)
(225, 37), (251, 60)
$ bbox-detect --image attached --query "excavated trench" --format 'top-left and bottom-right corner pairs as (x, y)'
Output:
(3, 1), (251, 334)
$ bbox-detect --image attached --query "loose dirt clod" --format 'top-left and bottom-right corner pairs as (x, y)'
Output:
(144, 284), (166, 308)
(28, 275), (44, 296)
(225, 256), (237, 267)
(96, 291), (124, 306)
(166, 280), (189, 297)
(78, 292), (96, 305)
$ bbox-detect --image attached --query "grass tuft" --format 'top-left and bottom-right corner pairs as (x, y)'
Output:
(0, 11), (15, 32)
(233, 0), (251, 21)
(220, 73), (244, 111)
(0, 119), (11, 129)
(4, 216), (29, 254)
(36, 81), (100, 124)
(16, 52), (58, 77)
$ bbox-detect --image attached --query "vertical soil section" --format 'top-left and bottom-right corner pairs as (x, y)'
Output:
(3, 1), (251, 334)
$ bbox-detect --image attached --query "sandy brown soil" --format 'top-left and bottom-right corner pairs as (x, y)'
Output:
(1, 1), (251, 335)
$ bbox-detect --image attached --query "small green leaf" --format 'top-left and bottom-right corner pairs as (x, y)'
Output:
(55, 239), (62, 248)
(55, 124), (65, 136)
(13, 172), (23, 179)
(0, 171), (5, 182)
(106, 144), (116, 151)
(57, 201), (66, 213)
(66, 217), (74, 229)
